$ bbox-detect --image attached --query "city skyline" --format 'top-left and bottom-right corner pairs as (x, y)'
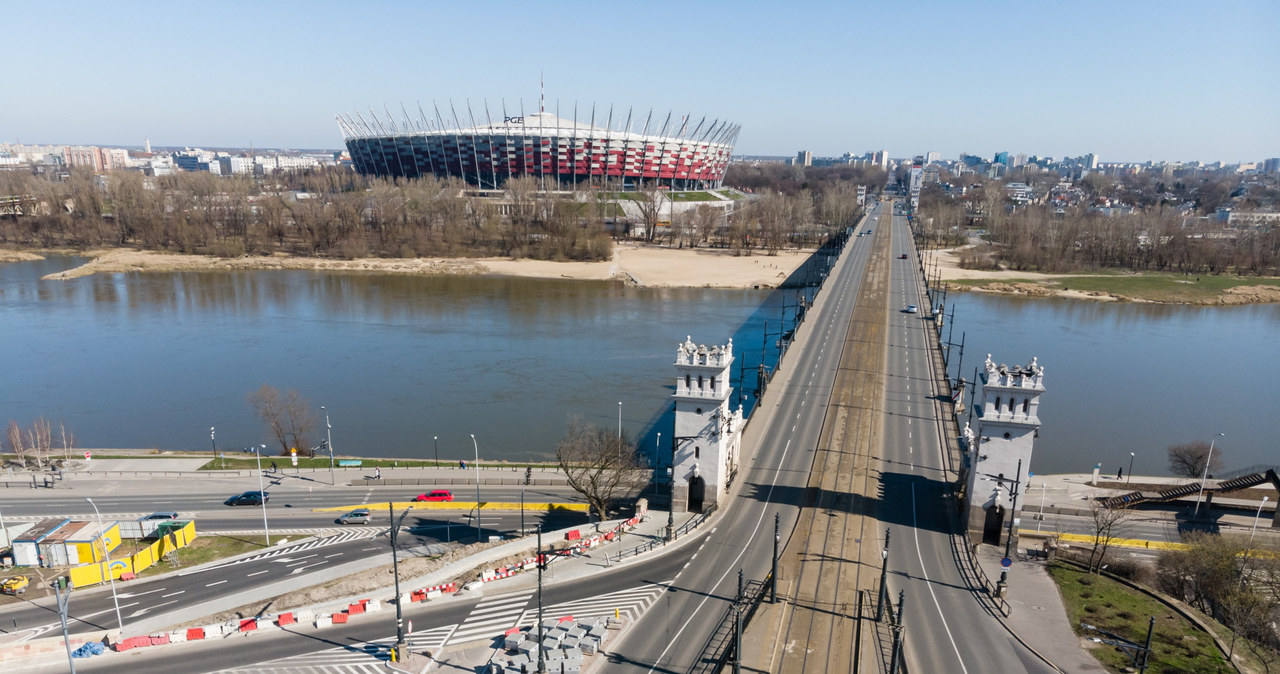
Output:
(3, 1), (1277, 164)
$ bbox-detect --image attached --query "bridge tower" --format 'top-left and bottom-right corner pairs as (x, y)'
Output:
(671, 336), (744, 513)
(965, 354), (1045, 548)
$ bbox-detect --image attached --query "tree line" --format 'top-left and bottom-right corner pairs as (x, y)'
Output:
(915, 179), (1280, 277)
(0, 164), (872, 262)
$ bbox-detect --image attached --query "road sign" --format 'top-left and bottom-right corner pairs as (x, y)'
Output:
(1000, 556), (1012, 568)
(84, 451), (91, 461)
(290, 447), (298, 466)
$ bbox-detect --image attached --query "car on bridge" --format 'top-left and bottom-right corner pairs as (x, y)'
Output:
(225, 490), (269, 506)
(414, 489), (454, 502)
(336, 509), (372, 525)
(906, 304), (918, 313)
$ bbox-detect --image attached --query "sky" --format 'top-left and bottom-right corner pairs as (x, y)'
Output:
(4, 1), (1277, 164)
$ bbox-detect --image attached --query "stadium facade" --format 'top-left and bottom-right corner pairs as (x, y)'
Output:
(336, 103), (739, 190)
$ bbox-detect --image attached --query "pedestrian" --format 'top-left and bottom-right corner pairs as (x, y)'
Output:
(271, 461), (278, 473)
(1117, 466), (1123, 480)
(460, 459), (466, 470)
(375, 467), (382, 481)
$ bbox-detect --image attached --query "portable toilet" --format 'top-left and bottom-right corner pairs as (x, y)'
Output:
(39, 520), (91, 567)
(66, 521), (122, 565)
(12, 519), (70, 567)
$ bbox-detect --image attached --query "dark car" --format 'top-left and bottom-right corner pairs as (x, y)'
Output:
(899, 253), (908, 259)
(225, 490), (269, 506)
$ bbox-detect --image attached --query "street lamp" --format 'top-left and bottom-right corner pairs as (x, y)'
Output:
(617, 401), (623, 439)
(1127, 452), (1135, 486)
(433, 436), (439, 468)
(85, 498), (124, 634)
(1240, 496), (1271, 589)
(876, 528), (890, 621)
(322, 406), (334, 486)
(210, 426), (217, 465)
(256, 445), (271, 546)
(470, 434), (482, 543)
(387, 503), (411, 660)
(1192, 433), (1224, 521)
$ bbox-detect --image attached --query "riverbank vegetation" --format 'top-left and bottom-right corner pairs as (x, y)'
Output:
(912, 167), (1280, 285)
(0, 162), (872, 269)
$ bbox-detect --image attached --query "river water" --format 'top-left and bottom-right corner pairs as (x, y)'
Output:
(941, 291), (1279, 478)
(2, 255), (1275, 476)
(0, 255), (800, 465)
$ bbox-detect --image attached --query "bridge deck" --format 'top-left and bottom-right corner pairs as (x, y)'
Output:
(743, 209), (893, 673)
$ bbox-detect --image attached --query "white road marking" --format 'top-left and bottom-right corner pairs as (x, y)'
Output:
(910, 483), (968, 673)
(161, 590), (185, 598)
(206, 580), (227, 587)
(247, 570), (269, 577)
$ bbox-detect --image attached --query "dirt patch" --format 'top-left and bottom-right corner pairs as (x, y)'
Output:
(0, 250), (43, 263)
(1217, 284), (1280, 305)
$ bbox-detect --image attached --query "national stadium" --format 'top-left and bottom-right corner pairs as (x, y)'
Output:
(336, 102), (740, 190)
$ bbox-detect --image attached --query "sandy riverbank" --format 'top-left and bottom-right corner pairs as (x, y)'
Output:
(16, 245), (810, 289)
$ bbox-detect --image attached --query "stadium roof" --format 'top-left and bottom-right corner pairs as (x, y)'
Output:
(337, 105), (738, 147)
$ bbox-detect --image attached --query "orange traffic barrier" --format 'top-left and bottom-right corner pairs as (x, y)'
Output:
(332, 612), (349, 624)
(348, 603), (365, 615)
(186, 628), (205, 640)
(239, 619), (257, 632)
(277, 613), (295, 626)
(566, 529), (581, 541)
(558, 615), (574, 623)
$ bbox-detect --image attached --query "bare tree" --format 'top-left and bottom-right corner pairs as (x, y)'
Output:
(1168, 441), (1224, 478)
(6, 421), (26, 466)
(554, 419), (648, 523)
(247, 384), (316, 457)
(26, 418), (52, 468)
(1086, 499), (1132, 573)
(635, 188), (666, 243)
(59, 422), (75, 462)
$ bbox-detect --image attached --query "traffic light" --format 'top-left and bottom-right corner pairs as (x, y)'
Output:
(524, 466), (533, 485)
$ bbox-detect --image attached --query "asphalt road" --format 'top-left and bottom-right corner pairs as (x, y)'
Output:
(880, 208), (1054, 673)
(607, 205), (881, 671)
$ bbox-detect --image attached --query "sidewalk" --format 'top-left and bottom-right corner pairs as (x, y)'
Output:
(975, 545), (1106, 672)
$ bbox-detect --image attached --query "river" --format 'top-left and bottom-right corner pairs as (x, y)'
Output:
(2, 255), (1275, 476)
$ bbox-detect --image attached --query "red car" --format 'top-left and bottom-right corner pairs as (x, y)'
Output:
(899, 253), (908, 259)
(414, 490), (453, 502)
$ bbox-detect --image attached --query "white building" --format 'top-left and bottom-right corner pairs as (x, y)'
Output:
(670, 336), (744, 513)
(964, 354), (1044, 547)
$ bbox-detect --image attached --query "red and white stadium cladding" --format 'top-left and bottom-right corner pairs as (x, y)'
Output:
(337, 110), (740, 190)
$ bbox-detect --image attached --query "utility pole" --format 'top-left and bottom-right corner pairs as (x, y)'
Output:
(537, 526), (546, 673)
(54, 577), (76, 674)
(388, 503), (408, 661)
(877, 528), (891, 621)
(772, 512), (780, 604)
(889, 590), (906, 673)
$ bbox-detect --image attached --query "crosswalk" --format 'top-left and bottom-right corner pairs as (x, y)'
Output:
(213, 625), (453, 673)
(520, 582), (668, 626)
(446, 589), (536, 645)
(187, 529), (382, 574)
(212, 583), (670, 672)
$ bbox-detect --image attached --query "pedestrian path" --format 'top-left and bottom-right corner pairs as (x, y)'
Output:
(446, 589), (537, 646)
(518, 581), (669, 626)
(211, 625), (454, 673)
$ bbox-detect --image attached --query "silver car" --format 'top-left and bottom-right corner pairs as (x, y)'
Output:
(337, 509), (372, 525)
